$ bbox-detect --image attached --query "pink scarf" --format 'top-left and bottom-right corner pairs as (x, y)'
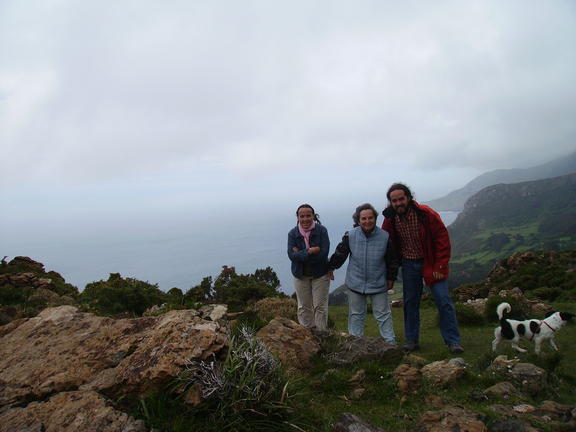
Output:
(298, 221), (316, 248)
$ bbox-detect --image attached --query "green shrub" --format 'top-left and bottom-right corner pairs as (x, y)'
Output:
(455, 304), (485, 326)
(558, 288), (576, 302)
(0, 283), (31, 305)
(184, 266), (285, 312)
(80, 273), (166, 316)
(527, 286), (563, 302)
(484, 296), (527, 322)
(248, 297), (298, 323)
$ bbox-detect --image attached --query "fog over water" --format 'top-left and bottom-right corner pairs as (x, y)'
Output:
(1, 207), (458, 294)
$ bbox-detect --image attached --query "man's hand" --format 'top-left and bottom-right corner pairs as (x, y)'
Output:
(292, 247), (299, 252)
(433, 271), (445, 280)
(308, 246), (320, 254)
(327, 270), (334, 280)
(386, 280), (395, 290)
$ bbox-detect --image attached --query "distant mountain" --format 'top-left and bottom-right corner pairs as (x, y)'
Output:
(448, 172), (576, 287)
(426, 150), (576, 211)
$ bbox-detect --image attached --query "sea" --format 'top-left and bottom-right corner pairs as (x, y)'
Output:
(2, 209), (459, 295)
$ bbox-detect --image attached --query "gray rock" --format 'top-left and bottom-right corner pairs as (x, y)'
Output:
(333, 413), (388, 432)
(487, 418), (539, 432)
(326, 336), (402, 366)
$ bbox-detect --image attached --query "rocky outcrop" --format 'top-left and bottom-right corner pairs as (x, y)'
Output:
(0, 257), (79, 322)
(415, 405), (486, 432)
(326, 336), (402, 366)
(487, 356), (548, 396)
(0, 305), (229, 427)
(256, 317), (320, 369)
(421, 358), (467, 387)
(484, 381), (520, 399)
(0, 391), (146, 432)
(393, 364), (422, 395)
(487, 399), (576, 431)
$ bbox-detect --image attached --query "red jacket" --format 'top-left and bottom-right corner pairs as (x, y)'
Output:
(381, 201), (451, 287)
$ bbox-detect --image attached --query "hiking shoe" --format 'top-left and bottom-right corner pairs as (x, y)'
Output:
(449, 343), (464, 354)
(403, 342), (420, 352)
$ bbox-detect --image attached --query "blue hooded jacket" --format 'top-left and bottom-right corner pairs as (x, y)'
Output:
(287, 224), (330, 279)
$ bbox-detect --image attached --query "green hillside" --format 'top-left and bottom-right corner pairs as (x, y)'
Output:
(448, 173), (576, 287)
(426, 150), (576, 211)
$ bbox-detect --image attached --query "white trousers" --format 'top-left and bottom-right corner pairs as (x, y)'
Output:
(293, 275), (330, 330)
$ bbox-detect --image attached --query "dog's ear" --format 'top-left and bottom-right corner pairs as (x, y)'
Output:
(560, 312), (575, 321)
(545, 311), (555, 318)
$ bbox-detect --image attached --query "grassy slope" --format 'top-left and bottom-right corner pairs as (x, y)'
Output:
(295, 303), (576, 431)
(136, 301), (576, 431)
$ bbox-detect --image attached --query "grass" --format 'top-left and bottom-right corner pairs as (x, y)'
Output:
(294, 301), (576, 431)
(134, 301), (576, 431)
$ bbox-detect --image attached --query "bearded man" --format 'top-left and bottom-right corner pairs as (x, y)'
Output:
(382, 183), (463, 354)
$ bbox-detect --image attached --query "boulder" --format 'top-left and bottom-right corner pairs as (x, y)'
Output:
(392, 364), (422, 395)
(256, 317), (320, 369)
(486, 418), (539, 432)
(333, 413), (388, 432)
(0, 391), (146, 432)
(487, 356), (547, 396)
(535, 400), (575, 423)
(326, 336), (402, 366)
(464, 298), (487, 315)
(415, 405), (486, 432)
(421, 358), (467, 387)
(508, 363), (547, 396)
(0, 305), (229, 410)
(484, 381), (520, 399)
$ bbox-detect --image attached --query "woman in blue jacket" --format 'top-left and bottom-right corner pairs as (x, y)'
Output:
(287, 204), (331, 331)
(329, 203), (399, 343)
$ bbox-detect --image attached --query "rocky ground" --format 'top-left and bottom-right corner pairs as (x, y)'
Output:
(0, 305), (228, 431)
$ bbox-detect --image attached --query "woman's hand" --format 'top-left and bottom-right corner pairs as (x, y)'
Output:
(308, 246), (320, 254)
(292, 247), (299, 252)
(327, 270), (334, 280)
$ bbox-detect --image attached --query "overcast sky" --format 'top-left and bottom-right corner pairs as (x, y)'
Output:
(2, 0), (576, 221)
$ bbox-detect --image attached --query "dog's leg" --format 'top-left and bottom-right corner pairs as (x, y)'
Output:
(511, 341), (527, 353)
(534, 338), (542, 355)
(492, 328), (501, 352)
(550, 338), (558, 351)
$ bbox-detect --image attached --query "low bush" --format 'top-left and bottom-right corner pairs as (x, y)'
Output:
(526, 286), (563, 302)
(456, 303), (485, 326)
(80, 273), (166, 317)
(484, 296), (528, 322)
(247, 297), (298, 323)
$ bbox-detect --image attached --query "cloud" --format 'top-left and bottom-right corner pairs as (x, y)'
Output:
(1, 0), (575, 189)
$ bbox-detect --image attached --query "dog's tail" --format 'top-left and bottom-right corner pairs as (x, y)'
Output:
(497, 302), (512, 320)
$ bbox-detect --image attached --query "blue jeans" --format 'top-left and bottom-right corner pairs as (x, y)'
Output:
(402, 259), (460, 345)
(347, 288), (396, 344)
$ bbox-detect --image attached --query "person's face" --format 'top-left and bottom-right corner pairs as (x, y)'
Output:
(359, 209), (376, 232)
(389, 189), (410, 215)
(297, 207), (314, 229)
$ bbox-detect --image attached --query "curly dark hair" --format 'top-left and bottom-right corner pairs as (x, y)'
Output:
(386, 183), (413, 201)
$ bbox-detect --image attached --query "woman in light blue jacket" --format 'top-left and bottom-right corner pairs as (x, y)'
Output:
(329, 203), (399, 343)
